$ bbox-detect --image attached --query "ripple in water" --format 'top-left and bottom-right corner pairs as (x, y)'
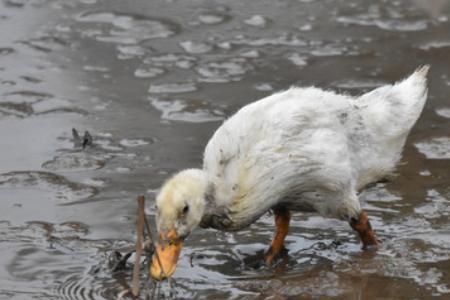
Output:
(244, 15), (268, 27)
(133, 66), (165, 78)
(336, 15), (428, 32)
(148, 82), (197, 94)
(198, 13), (229, 25)
(149, 97), (225, 123)
(0, 171), (96, 203)
(76, 11), (179, 44)
(418, 41), (450, 51)
(231, 33), (307, 47)
(197, 59), (252, 83)
(42, 152), (106, 172)
(145, 53), (196, 69)
(119, 138), (152, 147)
(179, 40), (213, 54)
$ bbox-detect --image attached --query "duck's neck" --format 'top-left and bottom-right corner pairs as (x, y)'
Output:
(188, 169), (235, 229)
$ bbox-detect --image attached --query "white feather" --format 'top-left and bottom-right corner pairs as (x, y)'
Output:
(202, 66), (429, 228)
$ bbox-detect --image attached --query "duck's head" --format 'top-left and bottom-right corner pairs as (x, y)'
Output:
(150, 169), (208, 280)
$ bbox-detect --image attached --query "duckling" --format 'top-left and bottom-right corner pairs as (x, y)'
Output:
(150, 66), (429, 279)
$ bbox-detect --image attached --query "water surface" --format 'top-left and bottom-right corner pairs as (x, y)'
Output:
(1, 0), (450, 299)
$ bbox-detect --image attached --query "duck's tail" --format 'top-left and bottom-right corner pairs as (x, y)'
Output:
(359, 65), (429, 139)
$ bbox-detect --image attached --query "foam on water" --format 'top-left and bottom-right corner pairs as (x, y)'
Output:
(150, 97), (225, 123)
(179, 40), (213, 54)
(244, 15), (268, 27)
(134, 66), (164, 78)
(415, 137), (450, 159)
(148, 82), (197, 94)
(197, 59), (252, 83)
(287, 53), (308, 67)
(119, 138), (151, 147)
(198, 13), (228, 25)
(435, 107), (450, 119)
(419, 41), (450, 51)
(76, 11), (179, 44)
(336, 15), (428, 31)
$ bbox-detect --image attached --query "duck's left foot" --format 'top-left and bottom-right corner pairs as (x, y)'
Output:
(265, 206), (291, 265)
(350, 210), (380, 250)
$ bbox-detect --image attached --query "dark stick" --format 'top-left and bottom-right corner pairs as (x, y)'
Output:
(132, 196), (145, 297)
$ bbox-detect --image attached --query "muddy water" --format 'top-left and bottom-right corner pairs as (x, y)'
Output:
(0, 0), (449, 299)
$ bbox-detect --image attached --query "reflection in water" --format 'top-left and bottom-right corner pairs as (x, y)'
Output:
(0, 0), (450, 299)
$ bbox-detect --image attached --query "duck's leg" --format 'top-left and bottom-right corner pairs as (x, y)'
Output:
(349, 210), (379, 249)
(265, 206), (290, 265)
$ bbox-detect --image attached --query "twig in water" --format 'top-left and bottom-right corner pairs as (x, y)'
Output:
(131, 196), (145, 297)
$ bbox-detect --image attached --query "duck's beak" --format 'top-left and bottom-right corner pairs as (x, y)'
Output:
(150, 228), (183, 280)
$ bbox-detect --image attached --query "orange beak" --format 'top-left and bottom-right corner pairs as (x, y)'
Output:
(150, 228), (183, 280)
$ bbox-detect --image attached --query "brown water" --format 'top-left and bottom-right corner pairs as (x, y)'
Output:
(0, 0), (450, 299)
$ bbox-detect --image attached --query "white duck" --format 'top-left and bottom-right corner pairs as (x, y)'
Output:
(150, 66), (429, 279)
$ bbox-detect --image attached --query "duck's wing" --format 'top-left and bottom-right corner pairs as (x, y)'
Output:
(203, 88), (360, 227)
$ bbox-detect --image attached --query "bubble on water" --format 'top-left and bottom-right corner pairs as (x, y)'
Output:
(150, 97), (225, 123)
(435, 107), (450, 119)
(76, 11), (179, 44)
(217, 41), (232, 50)
(133, 66), (165, 78)
(244, 15), (268, 27)
(299, 23), (313, 31)
(418, 41), (450, 51)
(415, 137), (450, 159)
(239, 50), (259, 58)
(287, 53), (308, 66)
(179, 40), (213, 54)
(419, 170), (432, 176)
(148, 82), (197, 94)
(0, 171), (96, 203)
(116, 44), (146, 59)
(115, 167), (130, 173)
(231, 33), (307, 47)
(95, 139), (124, 152)
(42, 153), (106, 172)
(145, 53), (196, 69)
(414, 189), (450, 219)
(197, 59), (252, 83)
(254, 83), (273, 91)
(198, 13), (229, 25)
(82, 178), (106, 187)
(311, 45), (344, 57)
(83, 65), (110, 72)
(119, 138), (152, 147)
(336, 15), (428, 31)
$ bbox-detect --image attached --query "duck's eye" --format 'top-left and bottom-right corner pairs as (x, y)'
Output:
(182, 204), (189, 214)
